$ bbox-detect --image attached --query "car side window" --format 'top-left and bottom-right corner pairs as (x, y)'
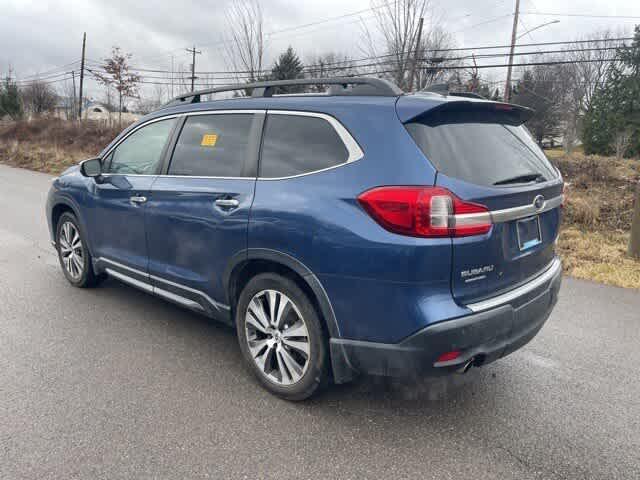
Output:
(259, 114), (349, 178)
(168, 114), (255, 177)
(105, 118), (176, 175)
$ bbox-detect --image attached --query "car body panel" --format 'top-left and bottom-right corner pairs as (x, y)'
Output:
(145, 176), (255, 310)
(85, 175), (157, 274)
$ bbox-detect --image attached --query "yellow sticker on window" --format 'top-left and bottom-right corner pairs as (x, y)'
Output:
(201, 134), (218, 147)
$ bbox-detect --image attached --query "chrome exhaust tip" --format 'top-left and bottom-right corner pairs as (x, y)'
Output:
(457, 358), (474, 374)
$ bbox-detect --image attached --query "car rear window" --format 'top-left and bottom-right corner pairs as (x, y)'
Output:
(405, 112), (559, 187)
(259, 114), (349, 178)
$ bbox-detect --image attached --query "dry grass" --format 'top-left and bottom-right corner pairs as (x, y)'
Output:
(551, 150), (640, 289)
(0, 118), (125, 174)
(558, 227), (640, 289)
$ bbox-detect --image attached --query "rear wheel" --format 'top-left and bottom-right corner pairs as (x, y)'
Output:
(56, 212), (103, 288)
(235, 273), (329, 401)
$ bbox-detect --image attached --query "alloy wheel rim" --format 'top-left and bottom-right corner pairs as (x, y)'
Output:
(244, 289), (310, 386)
(59, 221), (84, 279)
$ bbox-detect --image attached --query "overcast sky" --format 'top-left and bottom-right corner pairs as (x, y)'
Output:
(1, 0), (639, 101)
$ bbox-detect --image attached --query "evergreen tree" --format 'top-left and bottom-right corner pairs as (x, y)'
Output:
(512, 67), (564, 145)
(0, 74), (23, 120)
(583, 25), (640, 158)
(270, 46), (304, 93)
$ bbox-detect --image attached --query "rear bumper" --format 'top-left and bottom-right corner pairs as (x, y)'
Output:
(330, 258), (562, 381)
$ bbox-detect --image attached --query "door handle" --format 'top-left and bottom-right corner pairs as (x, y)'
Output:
(215, 198), (239, 209)
(130, 195), (147, 204)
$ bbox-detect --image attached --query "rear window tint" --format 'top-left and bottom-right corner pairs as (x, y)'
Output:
(260, 114), (349, 178)
(405, 115), (558, 187)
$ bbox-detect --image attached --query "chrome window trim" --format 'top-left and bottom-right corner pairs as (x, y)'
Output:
(154, 175), (256, 181)
(466, 257), (561, 313)
(258, 110), (364, 181)
(98, 109), (364, 182)
(185, 109), (264, 116)
(100, 110), (264, 178)
(454, 194), (564, 226)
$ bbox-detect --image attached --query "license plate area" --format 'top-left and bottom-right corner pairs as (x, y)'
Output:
(516, 216), (542, 251)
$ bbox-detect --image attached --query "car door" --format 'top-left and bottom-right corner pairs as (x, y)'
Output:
(145, 110), (264, 318)
(87, 117), (178, 276)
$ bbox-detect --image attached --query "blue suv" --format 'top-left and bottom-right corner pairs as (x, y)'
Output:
(46, 78), (563, 400)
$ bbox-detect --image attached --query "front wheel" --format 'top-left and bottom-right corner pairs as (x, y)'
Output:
(56, 212), (103, 288)
(235, 273), (329, 401)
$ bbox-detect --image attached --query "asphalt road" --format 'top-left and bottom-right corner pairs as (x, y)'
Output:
(1, 164), (639, 480)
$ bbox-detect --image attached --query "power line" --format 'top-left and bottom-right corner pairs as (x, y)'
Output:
(452, 13), (514, 34)
(86, 37), (633, 77)
(14, 71), (75, 84)
(85, 44), (630, 84)
(521, 12), (640, 20)
(15, 60), (81, 81)
(85, 56), (621, 88)
(17, 60), (80, 81)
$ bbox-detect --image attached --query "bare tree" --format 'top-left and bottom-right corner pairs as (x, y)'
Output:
(361, 0), (431, 90)
(21, 79), (57, 116)
(614, 128), (633, 161)
(59, 78), (78, 120)
(223, 0), (266, 89)
(414, 26), (460, 90)
(511, 57), (571, 146)
(136, 83), (167, 114)
(560, 29), (626, 151)
(93, 47), (140, 126)
(302, 52), (358, 92)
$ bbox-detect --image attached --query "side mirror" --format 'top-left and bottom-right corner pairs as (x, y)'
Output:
(80, 157), (102, 178)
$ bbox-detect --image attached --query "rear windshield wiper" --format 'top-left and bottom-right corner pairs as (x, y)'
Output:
(493, 173), (545, 185)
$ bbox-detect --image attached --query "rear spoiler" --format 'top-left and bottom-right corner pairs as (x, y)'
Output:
(396, 96), (534, 126)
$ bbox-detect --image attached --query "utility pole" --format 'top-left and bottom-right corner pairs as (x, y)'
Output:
(78, 32), (86, 120)
(503, 0), (520, 102)
(170, 54), (175, 98)
(186, 45), (201, 92)
(71, 70), (77, 120)
(407, 17), (424, 93)
(629, 182), (640, 259)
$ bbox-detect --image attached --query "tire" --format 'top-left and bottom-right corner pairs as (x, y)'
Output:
(235, 273), (329, 401)
(56, 212), (103, 288)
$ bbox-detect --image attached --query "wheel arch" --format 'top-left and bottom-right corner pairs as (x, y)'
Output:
(50, 196), (95, 257)
(224, 249), (340, 339)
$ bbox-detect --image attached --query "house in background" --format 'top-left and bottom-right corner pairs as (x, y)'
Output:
(52, 98), (139, 123)
(84, 102), (139, 123)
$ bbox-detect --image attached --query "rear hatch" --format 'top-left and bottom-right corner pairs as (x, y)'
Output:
(400, 96), (563, 305)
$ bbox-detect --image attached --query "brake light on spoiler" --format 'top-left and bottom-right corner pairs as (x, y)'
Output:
(358, 186), (492, 238)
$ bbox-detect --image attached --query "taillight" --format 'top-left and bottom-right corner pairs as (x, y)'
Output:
(357, 186), (491, 238)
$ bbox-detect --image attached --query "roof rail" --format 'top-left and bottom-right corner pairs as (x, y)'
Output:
(163, 77), (403, 108)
